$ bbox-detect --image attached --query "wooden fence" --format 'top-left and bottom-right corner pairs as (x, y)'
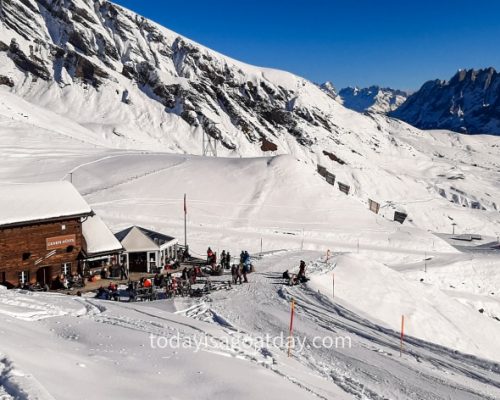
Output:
(338, 182), (350, 195)
(317, 164), (410, 224)
(368, 199), (380, 214)
(394, 211), (408, 224)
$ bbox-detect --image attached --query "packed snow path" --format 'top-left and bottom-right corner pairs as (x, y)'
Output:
(180, 251), (500, 400)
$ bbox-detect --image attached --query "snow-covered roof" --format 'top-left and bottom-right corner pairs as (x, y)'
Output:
(0, 181), (92, 227)
(82, 215), (123, 256)
(115, 226), (177, 252)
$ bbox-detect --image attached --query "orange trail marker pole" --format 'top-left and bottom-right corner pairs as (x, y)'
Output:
(400, 315), (405, 357)
(287, 298), (296, 357)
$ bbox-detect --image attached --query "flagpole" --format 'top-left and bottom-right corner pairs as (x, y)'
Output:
(184, 193), (187, 249)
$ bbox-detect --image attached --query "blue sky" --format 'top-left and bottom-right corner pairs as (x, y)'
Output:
(113, 0), (500, 91)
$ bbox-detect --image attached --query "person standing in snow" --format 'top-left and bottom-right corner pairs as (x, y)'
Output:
(231, 264), (237, 284)
(220, 250), (226, 269)
(225, 252), (231, 270)
(298, 260), (307, 282)
(236, 264), (243, 284)
(120, 263), (128, 280)
(243, 251), (251, 273)
(207, 247), (214, 264)
(242, 262), (248, 283)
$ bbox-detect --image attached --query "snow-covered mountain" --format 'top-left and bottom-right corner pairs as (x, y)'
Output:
(1, 0), (500, 236)
(318, 80), (338, 99)
(391, 68), (500, 135)
(336, 85), (408, 113)
(0, 0), (359, 154)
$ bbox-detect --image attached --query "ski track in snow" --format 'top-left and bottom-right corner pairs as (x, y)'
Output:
(177, 253), (500, 400)
(1, 253), (500, 399)
(85, 303), (332, 399)
(79, 158), (188, 197)
(285, 285), (500, 399)
(0, 355), (55, 400)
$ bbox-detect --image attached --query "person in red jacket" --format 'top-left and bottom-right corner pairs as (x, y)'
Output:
(207, 247), (213, 264)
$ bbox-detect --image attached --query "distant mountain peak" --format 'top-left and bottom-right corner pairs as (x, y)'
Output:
(391, 67), (500, 134)
(319, 81), (338, 99)
(336, 85), (408, 114)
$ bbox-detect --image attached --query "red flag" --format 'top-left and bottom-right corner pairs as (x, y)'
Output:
(184, 193), (187, 215)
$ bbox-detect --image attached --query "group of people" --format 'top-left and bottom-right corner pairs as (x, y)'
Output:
(231, 263), (248, 284)
(96, 281), (120, 301)
(51, 273), (85, 290)
(282, 260), (308, 286)
(96, 269), (197, 301)
(98, 264), (128, 281)
(228, 250), (252, 284)
(220, 250), (232, 269)
(91, 239), (312, 302)
(206, 248), (232, 275)
(181, 266), (203, 284)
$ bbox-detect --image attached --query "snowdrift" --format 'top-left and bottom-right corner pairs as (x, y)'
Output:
(309, 253), (500, 362)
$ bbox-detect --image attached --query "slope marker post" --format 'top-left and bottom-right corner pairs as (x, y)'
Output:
(287, 298), (296, 357)
(400, 315), (405, 357)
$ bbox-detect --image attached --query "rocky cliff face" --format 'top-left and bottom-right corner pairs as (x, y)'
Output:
(391, 68), (500, 135)
(337, 86), (408, 114)
(0, 0), (358, 153)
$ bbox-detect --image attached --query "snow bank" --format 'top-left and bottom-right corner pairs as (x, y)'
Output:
(308, 253), (500, 362)
(0, 289), (326, 400)
(0, 290), (88, 321)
